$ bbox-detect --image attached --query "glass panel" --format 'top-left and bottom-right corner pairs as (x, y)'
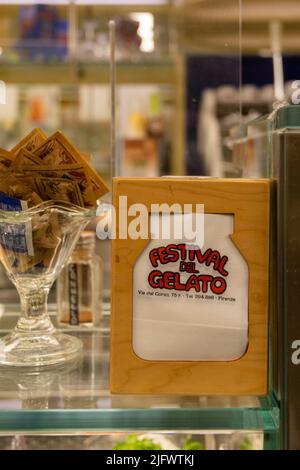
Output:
(183, 0), (242, 177)
(0, 0), (280, 449)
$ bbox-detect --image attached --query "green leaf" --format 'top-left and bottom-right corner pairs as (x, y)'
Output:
(113, 434), (162, 450)
(182, 435), (204, 450)
(239, 438), (253, 450)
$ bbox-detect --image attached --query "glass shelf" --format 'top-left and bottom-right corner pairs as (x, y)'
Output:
(0, 308), (279, 435)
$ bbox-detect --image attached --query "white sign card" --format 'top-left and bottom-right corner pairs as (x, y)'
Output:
(133, 213), (248, 361)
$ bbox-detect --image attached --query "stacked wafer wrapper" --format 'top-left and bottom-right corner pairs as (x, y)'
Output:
(0, 128), (109, 208)
(0, 129), (109, 273)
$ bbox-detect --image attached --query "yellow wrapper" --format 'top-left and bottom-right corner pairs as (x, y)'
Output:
(0, 174), (42, 207)
(25, 175), (84, 207)
(33, 131), (109, 205)
(0, 148), (14, 174)
(11, 128), (47, 155)
(12, 148), (43, 171)
(32, 212), (61, 249)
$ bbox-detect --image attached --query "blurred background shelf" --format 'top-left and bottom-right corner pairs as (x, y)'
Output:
(0, 59), (176, 85)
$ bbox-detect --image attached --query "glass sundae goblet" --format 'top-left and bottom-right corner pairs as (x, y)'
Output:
(0, 200), (95, 367)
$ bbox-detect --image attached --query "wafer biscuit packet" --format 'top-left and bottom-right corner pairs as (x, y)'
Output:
(0, 148), (14, 174)
(12, 148), (43, 171)
(24, 175), (85, 207)
(11, 128), (47, 155)
(0, 173), (42, 207)
(32, 131), (109, 206)
(9, 129), (109, 207)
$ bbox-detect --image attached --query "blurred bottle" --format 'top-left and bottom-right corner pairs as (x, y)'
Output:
(57, 231), (102, 327)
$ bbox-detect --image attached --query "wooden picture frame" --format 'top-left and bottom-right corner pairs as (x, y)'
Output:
(110, 177), (270, 395)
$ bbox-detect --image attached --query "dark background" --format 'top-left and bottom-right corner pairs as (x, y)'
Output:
(186, 55), (300, 174)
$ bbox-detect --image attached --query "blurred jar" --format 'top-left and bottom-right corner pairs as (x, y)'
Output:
(57, 231), (102, 327)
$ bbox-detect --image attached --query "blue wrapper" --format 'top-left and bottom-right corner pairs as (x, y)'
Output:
(0, 192), (33, 255)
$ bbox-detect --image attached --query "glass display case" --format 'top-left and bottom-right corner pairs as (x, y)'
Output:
(0, 0), (288, 451)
